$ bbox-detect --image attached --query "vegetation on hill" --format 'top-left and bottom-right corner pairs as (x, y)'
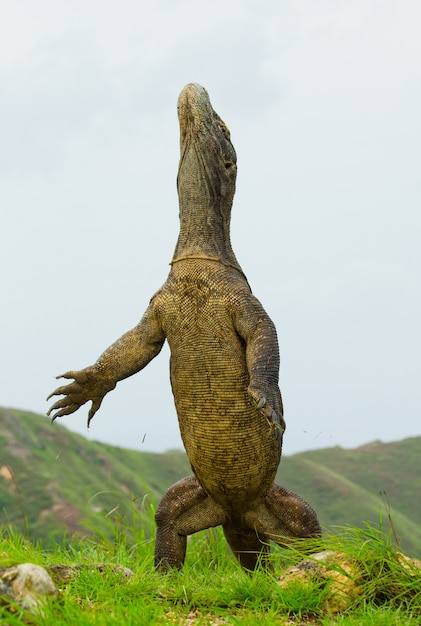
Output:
(0, 407), (420, 560)
(277, 441), (421, 557)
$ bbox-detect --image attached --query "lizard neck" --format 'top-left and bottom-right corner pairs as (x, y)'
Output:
(171, 83), (244, 275)
(172, 166), (241, 270)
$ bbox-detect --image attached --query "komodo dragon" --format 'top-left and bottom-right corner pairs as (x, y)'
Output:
(47, 83), (321, 570)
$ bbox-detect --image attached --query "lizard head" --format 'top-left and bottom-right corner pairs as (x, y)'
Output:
(177, 83), (237, 214)
(172, 83), (243, 274)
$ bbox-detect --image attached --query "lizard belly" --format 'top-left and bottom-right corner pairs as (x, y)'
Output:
(158, 262), (282, 509)
(169, 342), (280, 508)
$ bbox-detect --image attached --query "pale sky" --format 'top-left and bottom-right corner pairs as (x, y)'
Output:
(1, 0), (420, 455)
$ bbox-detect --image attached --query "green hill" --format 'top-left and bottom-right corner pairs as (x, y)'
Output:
(1, 407), (420, 557)
(276, 450), (421, 557)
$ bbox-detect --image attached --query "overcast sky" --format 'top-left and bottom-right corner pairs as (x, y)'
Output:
(1, 0), (420, 456)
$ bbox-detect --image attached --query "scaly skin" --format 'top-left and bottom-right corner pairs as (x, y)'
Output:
(48, 83), (321, 570)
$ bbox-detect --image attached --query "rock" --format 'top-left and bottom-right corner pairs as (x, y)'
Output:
(278, 549), (421, 614)
(278, 550), (362, 613)
(0, 561), (134, 613)
(48, 563), (135, 585)
(0, 563), (58, 612)
(397, 552), (421, 573)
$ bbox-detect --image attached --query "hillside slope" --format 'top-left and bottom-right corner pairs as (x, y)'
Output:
(1, 407), (419, 556)
(0, 407), (190, 544)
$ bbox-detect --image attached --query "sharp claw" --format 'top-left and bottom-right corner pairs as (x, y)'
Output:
(272, 409), (282, 427)
(269, 410), (285, 441)
(87, 397), (103, 428)
(256, 397), (266, 409)
(262, 405), (273, 418)
(275, 425), (284, 441)
(49, 402), (79, 422)
(46, 375), (71, 401)
(46, 389), (60, 402)
(50, 396), (74, 411)
(51, 410), (65, 421)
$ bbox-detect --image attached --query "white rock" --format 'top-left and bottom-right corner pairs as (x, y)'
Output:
(0, 563), (58, 612)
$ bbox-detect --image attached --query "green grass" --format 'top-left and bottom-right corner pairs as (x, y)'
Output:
(1, 500), (420, 625)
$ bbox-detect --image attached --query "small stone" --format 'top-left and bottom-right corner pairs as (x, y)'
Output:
(48, 562), (135, 585)
(0, 563), (58, 612)
(397, 552), (421, 573)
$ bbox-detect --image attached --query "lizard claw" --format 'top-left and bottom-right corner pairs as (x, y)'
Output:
(247, 386), (266, 409)
(270, 410), (285, 441)
(247, 385), (284, 441)
(47, 367), (112, 426)
(87, 397), (104, 428)
(256, 397), (266, 409)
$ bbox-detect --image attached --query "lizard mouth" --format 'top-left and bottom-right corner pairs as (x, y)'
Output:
(177, 83), (211, 140)
(177, 83), (236, 165)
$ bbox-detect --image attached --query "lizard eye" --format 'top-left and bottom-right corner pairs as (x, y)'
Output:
(218, 122), (231, 141)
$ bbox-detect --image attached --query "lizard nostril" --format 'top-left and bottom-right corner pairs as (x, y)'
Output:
(225, 162), (234, 169)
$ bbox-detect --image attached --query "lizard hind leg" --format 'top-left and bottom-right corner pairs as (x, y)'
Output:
(223, 526), (271, 571)
(244, 483), (322, 554)
(154, 476), (227, 571)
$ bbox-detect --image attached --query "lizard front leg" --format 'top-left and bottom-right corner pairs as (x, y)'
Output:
(47, 301), (165, 426)
(233, 292), (285, 441)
